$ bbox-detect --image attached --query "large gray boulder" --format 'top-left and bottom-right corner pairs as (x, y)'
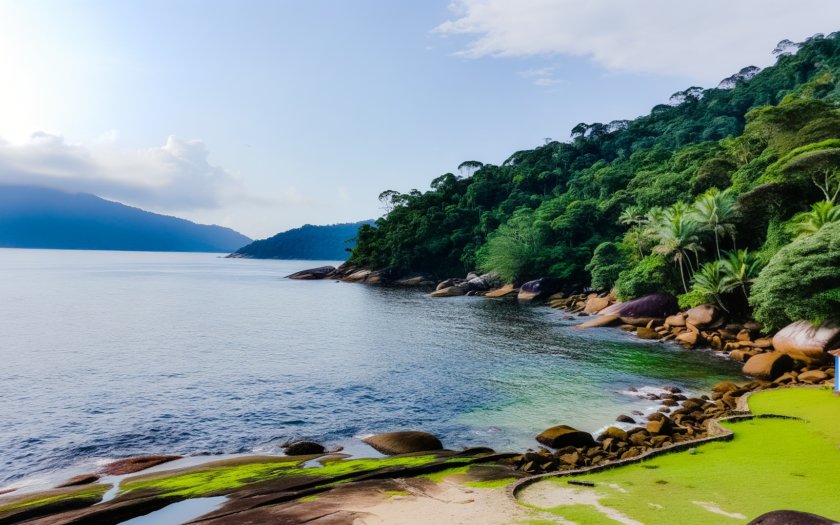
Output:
(518, 278), (562, 302)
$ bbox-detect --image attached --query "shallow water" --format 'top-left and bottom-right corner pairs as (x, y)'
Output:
(0, 249), (743, 486)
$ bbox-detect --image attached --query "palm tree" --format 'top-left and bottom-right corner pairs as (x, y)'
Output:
(618, 206), (646, 258)
(788, 200), (840, 239)
(720, 249), (762, 299)
(689, 188), (737, 260)
(692, 260), (737, 312)
(651, 203), (704, 293)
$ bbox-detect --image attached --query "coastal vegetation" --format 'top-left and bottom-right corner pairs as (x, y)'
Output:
(230, 220), (374, 260)
(349, 33), (840, 327)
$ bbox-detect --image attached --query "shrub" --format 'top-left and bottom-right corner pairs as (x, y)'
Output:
(585, 242), (628, 290)
(749, 221), (840, 330)
(615, 254), (675, 300)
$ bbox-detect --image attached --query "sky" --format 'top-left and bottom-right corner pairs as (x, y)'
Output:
(1, 1), (839, 239)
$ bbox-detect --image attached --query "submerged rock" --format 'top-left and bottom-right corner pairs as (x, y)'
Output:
(535, 425), (596, 449)
(286, 266), (336, 280)
(362, 431), (444, 455)
(57, 474), (100, 488)
(772, 320), (840, 365)
(99, 455), (182, 475)
(283, 441), (326, 456)
(599, 293), (678, 319)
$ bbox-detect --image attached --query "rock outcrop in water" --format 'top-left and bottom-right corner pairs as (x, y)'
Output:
(362, 431), (444, 455)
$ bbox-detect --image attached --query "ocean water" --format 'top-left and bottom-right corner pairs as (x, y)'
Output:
(0, 249), (743, 486)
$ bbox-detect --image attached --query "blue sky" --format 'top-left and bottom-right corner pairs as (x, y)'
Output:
(1, 0), (839, 238)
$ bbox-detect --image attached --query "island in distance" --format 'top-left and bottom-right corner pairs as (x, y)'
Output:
(229, 220), (373, 260)
(0, 185), (251, 253)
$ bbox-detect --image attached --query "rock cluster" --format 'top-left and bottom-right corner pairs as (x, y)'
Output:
(510, 378), (779, 475)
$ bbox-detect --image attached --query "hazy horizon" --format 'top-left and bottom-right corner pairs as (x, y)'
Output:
(2, 0), (839, 238)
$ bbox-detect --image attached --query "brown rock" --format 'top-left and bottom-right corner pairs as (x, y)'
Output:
(636, 327), (661, 339)
(57, 474), (100, 487)
(584, 296), (611, 314)
(99, 455), (181, 476)
(646, 414), (674, 435)
(362, 431), (443, 455)
(536, 425), (597, 449)
(743, 352), (795, 380)
(577, 314), (621, 329)
(675, 331), (698, 348)
(737, 329), (752, 342)
(665, 314), (686, 327)
(597, 427), (628, 441)
(620, 317), (663, 327)
(430, 286), (466, 298)
(798, 370), (830, 383)
(772, 320), (840, 365)
(686, 304), (718, 327)
(485, 284), (518, 298)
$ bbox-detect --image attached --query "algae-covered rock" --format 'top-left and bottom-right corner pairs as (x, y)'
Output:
(362, 431), (443, 455)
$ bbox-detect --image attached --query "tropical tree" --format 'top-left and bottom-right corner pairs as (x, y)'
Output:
(692, 260), (737, 312)
(689, 188), (737, 259)
(787, 200), (840, 238)
(651, 203), (704, 293)
(720, 249), (762, 299)
(618, 205), (646, 258)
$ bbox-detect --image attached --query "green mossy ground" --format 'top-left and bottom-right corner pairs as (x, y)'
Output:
(523, 387), (840, 524)
(119, 454), (453, 499)
(0, 485), (109, 513)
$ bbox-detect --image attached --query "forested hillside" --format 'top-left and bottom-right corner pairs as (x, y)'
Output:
(349, 34), (840, 330)
(231, 221), (373, 260)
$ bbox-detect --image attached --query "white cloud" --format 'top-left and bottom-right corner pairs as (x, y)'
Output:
(436, 0), (840, 82)
(0, 133), (245, 212)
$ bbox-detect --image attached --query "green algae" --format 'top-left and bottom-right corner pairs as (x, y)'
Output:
(0, 485), (109, 513)
(119, 454), (448, 498)
(384, 490), (410, 498)
(418, 465), (471, 483)
(522, 388), (840, 525)
(463, 477), (517, 489)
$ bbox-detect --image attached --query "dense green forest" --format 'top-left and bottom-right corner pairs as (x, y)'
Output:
(349, 34), (840, 330)
(232, 220), (373, 260)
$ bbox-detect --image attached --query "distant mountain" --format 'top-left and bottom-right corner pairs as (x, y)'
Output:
(231, 221), (374, 260)
(0, 185), (251, 252)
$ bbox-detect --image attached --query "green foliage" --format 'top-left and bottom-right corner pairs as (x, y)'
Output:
(690, 260), (736, 311)
(615, 255), (674, 300)
(347, 33), (840, 310)
(750, 221), (840, 330)
(586, 242), (628, 290)
(678, 289), (710, 309)
(787, 200), (840, 238)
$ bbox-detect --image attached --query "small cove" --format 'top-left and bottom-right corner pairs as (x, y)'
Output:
(0, 249), (743, 488)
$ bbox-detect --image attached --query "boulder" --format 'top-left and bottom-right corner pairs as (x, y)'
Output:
(685, 304), (719, 328)
(286, 266), (336, 280)
(584, 296), (611, 314)
(480, 272), (504, 289)
(283, 441), (326, 456)
(577, 314), (621, 329)
(395, 276), (429, 287)
(646, 413), (674, 435)
(636, 327), (661, 339)
(57, 474), (100, 488)
(600, 293), (678, 319)
(616, 414), (635, 424)
(597, 427), (628, 441)
(430, 286), (466, 298)
(536, 425), (597, 449)
(362, 431), (443, 455)
(485, 284), (518, 298)
(345, 269), (372, 282)
(518, 278), (562, 302)
(742, 352), (795, 380)
(798, 369), (830, 383)
(772, 320), (840, 365)
(99, 455), (181, 476)
(665, 314), (686, 327)
(620, 316), (662, 327)
(675, 331), (698, 348)
(748, 510), (837, 525)
(436, 278), (456, 291)
(466, 277), (489, 291)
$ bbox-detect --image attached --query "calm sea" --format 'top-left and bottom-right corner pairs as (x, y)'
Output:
(0, 249), (742, 486)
